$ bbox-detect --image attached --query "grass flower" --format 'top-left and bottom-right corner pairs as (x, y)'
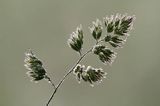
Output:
(89, 19), (103, 40)
(68, 25), (84, 53)
(73, 64), (107, 86)
(24, 13), (135, 106)
(92, 45), (117, 65)
(24, 50), (46, 82)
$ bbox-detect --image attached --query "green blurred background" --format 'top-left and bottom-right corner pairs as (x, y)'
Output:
(0, 0), (160, 106)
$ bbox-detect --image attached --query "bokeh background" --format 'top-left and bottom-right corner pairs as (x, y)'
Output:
(0, 0), (160, 106)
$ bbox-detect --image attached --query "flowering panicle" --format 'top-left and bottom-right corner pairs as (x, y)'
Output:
(68, 25), (84, 53)
(73, 64), (107, 86)
(24, 13), (135, 106)
(92, 45), (117, 65)
(24, 50), (47, 82)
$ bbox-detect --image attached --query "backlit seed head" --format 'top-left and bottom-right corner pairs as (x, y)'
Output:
(68, 25), (84, 52)
(105, 35), (125, 48)
(89, 19), (103, 40)
(73, 64), (107, 86)
(24, 50), (46, 82)
(92, 45), (117, 65)
(114, 14), (135, 36)
(104, 14), (135, 36)
(104, 14), (135, 48)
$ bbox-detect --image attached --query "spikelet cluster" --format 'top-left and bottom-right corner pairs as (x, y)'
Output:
(24, 50), (46, 82)
(73, 64), (107, 86)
